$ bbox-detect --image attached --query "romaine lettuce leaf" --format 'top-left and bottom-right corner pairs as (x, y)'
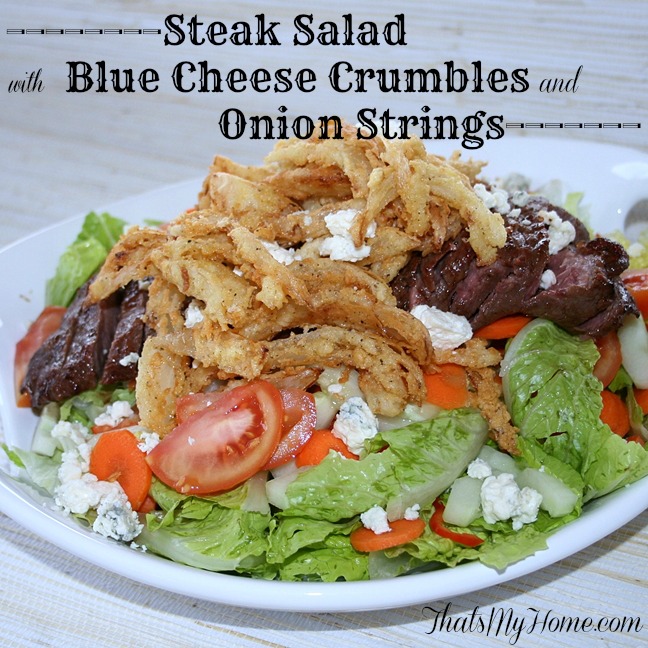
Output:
(502, 319), (648, 501)
(138, 479), (272, 573)
(46, 211), (126, 307)
(280, 409), (488, 522)
(268, 517), (368, 581)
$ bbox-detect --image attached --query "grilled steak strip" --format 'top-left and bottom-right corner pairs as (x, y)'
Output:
(100, 281), (148, 385)
(392, 196), (637, 338)
(21, 280), (121, 409)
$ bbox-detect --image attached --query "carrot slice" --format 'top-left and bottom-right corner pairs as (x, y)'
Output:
(424, 364), (469, 410)
(295, 429), (358, 467)
(350, 518), (426, 552)
(92, 416), (139, 435)
(600, 390), (630, 437)
(474, 315), (533, 340)
(89, 429), (152, 510)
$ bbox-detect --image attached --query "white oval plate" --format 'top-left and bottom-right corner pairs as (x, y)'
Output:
(0, 136), (647, 613)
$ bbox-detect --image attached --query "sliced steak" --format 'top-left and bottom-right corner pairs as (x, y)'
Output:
(100, 281), (148, 385)
(391, 195), (637, 338)
(22, 280), (120, 409)
(525, 238), (637, 337)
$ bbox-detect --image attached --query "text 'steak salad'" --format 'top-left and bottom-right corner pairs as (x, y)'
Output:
(7, 126), (648, 582)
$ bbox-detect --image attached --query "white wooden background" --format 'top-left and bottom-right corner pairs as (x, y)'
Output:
(1, 1), (647, 646)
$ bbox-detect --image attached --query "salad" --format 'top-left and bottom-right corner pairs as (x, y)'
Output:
(5, 133), (648, 583)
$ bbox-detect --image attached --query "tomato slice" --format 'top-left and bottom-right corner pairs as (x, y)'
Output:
(14, 305), (66, 406)
(263, 388), (317, 470)
(147, 380), (283, 494)
(430, 499), (484, 547)
(623, 269), (648, 320)
(175, 391), (226, 424)
(593, 331), (622, 387)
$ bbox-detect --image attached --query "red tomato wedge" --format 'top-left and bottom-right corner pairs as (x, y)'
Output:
(175, 391), (226, 424)
(593, 331), (622, 387)
(14, 305), (66, 407)
(263, 388), (317, 470)
(147, 380), (283, 495)
(622, 269), (648, 320)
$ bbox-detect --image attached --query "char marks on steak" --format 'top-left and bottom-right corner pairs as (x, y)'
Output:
(21, 280), (149, 410)
(391, 196), (637, 338)
(100, 281), (148, 385)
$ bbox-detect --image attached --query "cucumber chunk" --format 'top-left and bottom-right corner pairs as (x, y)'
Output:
(443, 476), (483, 527)
(477, 445), (520, 477)
(517, 467), (578, 517)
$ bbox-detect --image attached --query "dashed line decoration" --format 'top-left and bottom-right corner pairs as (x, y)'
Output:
(506, 122), (641, 129)
(6, 28), (161, 35)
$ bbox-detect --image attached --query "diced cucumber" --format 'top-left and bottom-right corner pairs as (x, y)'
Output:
(241, 470), (270, 515)
(443, 476), (483, 527)
(313, 391), (338, 430)
(477, 445), (520, 477)
(31, 403), (60, 457)
(618, 313), (648, 388)
(316, 368), (364, 402)
(377, 402), (441, 431)
(517, 467), (578, 517)
(266, 466), (304, 510)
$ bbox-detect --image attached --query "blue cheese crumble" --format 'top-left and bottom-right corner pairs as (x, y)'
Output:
(50, 418), (143, 542)
(331, 396), (379, 455)
(319, 208), (375, 262)
(410, 304), (473, 351)
(360, 505), (391, 534)
(93, 400), (135, 429)
(480, 473), (542, 531)
(539, 209), (576, 255)
(184, 300), (205, 328)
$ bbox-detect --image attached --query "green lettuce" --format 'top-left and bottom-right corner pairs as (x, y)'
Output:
(46, 211), (126, 307)
(502, 319), (648, 501)
(280, 409), (489, 522)
(268, 517), (369, 581)
(137, 479), (272, 574)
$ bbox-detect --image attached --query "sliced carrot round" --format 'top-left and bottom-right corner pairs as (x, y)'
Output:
(296, 429), (358, 467)
(634, 388), (648, 416)
(474, 315), (533, 340)
(350, 518), (426, 552)
(424, 364), (469, 410)
(89, 429), (152, 510)
(600, 390), (630, 437)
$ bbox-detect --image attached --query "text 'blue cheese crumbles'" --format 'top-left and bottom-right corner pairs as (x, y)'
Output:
(410, 304), (473, 351)
(331, 396), (379, 455)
